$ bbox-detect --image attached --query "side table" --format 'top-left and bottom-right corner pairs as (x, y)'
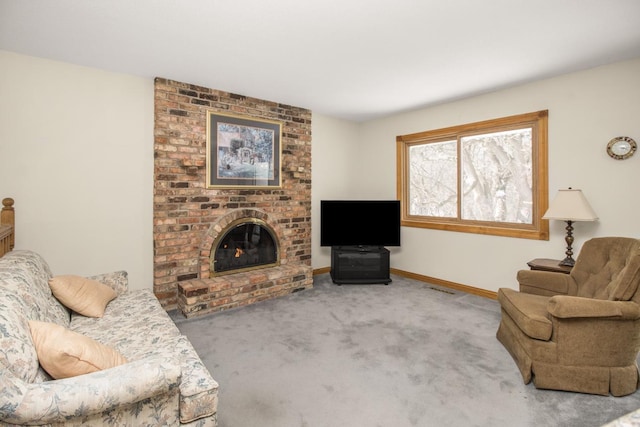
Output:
(527, 258), (573, 274)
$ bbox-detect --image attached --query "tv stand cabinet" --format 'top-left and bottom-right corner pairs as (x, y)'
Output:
(330, 246), (391, 285)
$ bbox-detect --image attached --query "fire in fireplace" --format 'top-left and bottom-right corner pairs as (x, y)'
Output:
(211, 218), (278, 275)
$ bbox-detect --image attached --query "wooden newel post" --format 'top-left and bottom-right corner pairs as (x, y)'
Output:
(1, 198), (15, 250)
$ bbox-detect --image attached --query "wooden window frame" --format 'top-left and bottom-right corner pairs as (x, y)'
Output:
(396, 110), (549, 240)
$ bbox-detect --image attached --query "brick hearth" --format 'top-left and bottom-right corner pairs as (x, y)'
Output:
(178, 264), (311, 318)
(153, 78), (313, 316)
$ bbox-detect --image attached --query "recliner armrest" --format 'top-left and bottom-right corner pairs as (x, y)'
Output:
(517, 269), (575, 296)
(548, 295), (640, 320)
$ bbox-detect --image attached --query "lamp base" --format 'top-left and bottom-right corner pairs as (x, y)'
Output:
(559, 256), (575, 267)
(558, 220), (576, 268)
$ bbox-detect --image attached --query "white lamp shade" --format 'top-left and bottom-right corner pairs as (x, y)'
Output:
(543, 189), (599, 221)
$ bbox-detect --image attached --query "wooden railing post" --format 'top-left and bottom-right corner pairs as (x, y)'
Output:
(1, 198), (15, 250)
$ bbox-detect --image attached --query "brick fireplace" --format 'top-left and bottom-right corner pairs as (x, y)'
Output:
(153, 78), (313, 317)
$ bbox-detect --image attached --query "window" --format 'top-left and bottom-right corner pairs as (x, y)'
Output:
(396, 110), (548, 240)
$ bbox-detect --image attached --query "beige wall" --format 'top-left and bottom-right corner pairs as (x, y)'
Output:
(310, 113), (360, 269)
(0, 50), (154, 290)
(2, 49), (639, 293)
(352, 58), (640, 292)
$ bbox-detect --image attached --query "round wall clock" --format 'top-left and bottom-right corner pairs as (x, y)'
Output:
(606, 136), (636, 160)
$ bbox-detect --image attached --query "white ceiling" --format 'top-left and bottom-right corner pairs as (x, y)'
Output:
(2, 0), (640, 122)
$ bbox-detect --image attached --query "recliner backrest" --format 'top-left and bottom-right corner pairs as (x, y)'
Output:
(570, 237), (640, 301)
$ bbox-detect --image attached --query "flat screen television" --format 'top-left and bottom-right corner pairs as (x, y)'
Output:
(320, 200), (401, 247)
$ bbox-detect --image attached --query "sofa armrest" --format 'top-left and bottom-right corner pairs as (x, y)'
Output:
(87, 270), (129, 295)
(517, 269), (575, 296)
(1, 354), (181, 425)
(548, 295), (640, 320)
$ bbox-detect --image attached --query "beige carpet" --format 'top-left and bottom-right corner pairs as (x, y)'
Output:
(174, 273), (640, 427)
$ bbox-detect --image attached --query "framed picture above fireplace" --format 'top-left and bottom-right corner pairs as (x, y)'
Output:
(206, 112), (282, 188)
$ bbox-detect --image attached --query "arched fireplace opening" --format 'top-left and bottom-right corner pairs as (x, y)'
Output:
(211, 218), (279, 275)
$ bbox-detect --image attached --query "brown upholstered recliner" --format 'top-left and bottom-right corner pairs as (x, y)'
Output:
(497, 237), (640, 396)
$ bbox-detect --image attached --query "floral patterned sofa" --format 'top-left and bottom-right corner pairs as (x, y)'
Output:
(0, 250), (218, 426)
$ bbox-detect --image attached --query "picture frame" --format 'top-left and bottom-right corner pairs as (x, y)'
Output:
(206, 112), (282, 188)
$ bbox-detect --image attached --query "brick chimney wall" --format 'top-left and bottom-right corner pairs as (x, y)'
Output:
(153, 78), (312, 312)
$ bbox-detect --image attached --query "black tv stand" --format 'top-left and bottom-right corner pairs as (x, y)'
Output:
(330, 246), (391, 285)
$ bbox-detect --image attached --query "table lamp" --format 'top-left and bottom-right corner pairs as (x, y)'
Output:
(543, 188), (598, 267)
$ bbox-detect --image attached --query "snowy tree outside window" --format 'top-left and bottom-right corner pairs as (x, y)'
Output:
(409, 140), (457, 218)
(461, 129), (533, 223)
(397, 111), (549, 240)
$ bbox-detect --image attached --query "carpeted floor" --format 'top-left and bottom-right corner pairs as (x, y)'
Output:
(174, 273), (640, 427)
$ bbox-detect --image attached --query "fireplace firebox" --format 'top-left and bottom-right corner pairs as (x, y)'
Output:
(211, 218), (278, 275)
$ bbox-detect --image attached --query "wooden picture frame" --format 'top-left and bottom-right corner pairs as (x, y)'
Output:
(206, 112), (282, 188)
